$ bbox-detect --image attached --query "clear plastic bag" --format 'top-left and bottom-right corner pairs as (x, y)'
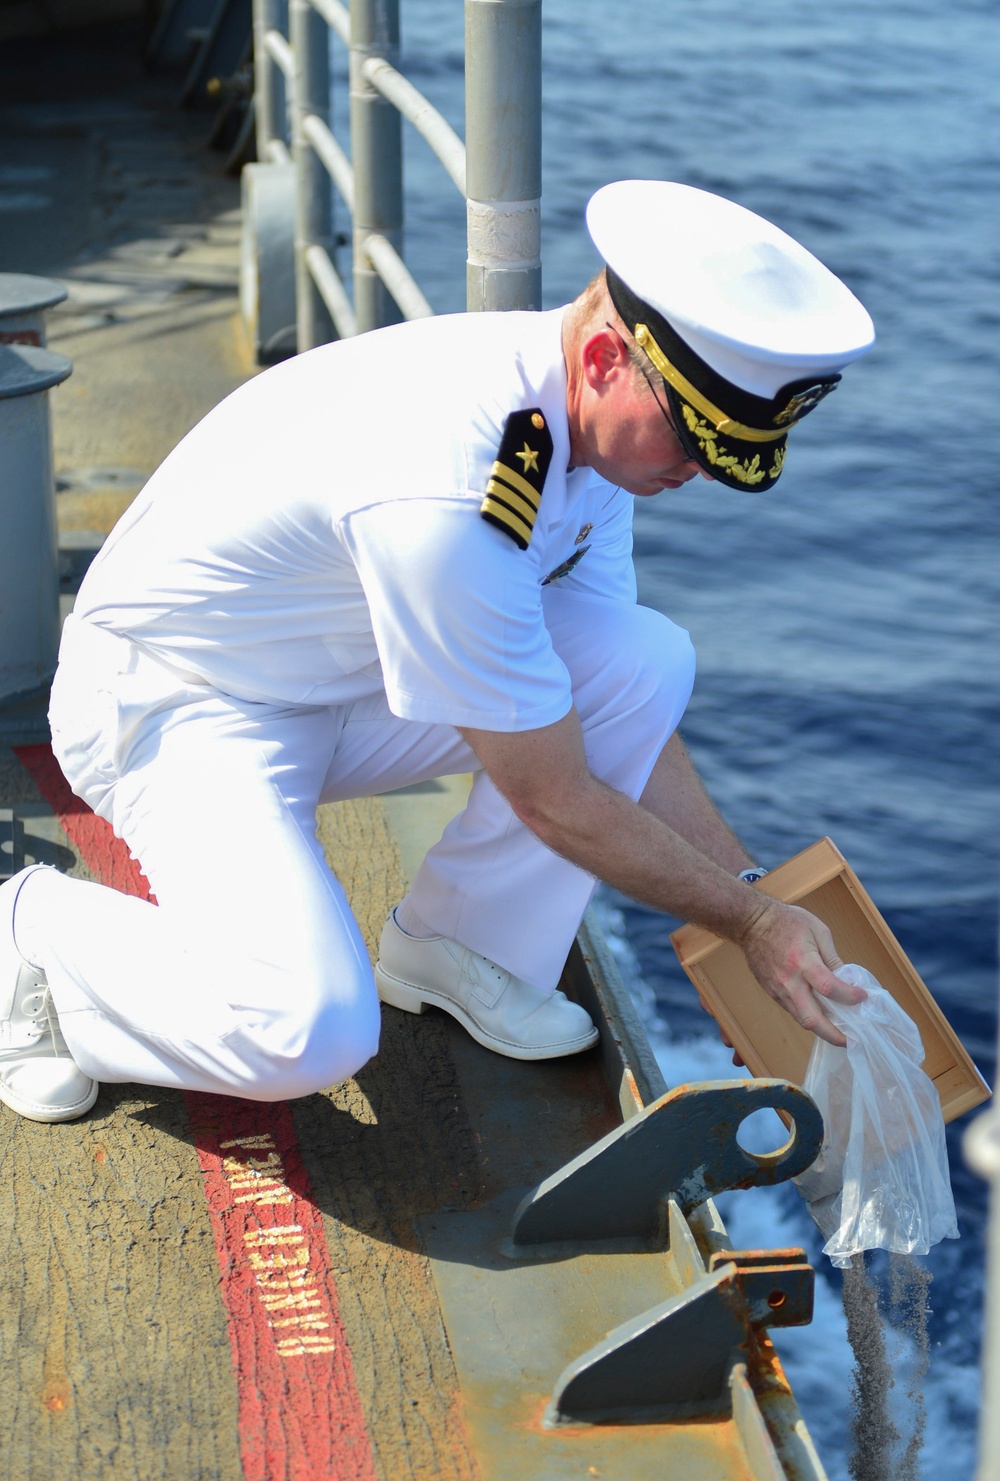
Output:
(792, 964), (959, 1268)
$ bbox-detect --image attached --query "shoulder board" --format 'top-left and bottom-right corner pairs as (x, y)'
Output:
(480, 408), (553, 550)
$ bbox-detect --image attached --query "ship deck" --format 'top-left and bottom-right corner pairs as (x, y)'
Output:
(0, 22), (824, 1480)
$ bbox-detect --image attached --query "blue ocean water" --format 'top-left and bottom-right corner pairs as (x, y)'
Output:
(349, 2), (1000, 1474)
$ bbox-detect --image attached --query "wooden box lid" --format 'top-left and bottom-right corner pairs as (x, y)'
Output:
(670, 837), (990, 1124)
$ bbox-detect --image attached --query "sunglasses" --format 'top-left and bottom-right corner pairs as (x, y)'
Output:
(605, 322), (681, 438)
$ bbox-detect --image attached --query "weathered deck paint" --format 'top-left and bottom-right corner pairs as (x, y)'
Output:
(17, 743), (381, 1481)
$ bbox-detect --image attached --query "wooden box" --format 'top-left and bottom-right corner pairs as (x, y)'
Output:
(670, 837), (990, 1124)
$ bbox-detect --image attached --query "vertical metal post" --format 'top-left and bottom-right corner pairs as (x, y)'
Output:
(0, 342), (72, 736)
(965, 1016), (1000, 1480)
(350, 0), (403, 333)
(464, 0), (541, 312)
(291, 0), (335, 349)
(252, 0), (284, 161)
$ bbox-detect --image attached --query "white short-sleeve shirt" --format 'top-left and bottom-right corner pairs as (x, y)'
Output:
(75, 308), (636, 731)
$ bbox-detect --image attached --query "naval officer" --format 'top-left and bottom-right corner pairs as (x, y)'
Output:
(0, 181), (875, 1122)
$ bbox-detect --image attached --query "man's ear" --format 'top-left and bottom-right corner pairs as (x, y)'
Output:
(580, 327), (628, 391)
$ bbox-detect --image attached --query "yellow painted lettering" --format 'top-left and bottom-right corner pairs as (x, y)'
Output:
(242, 1225), (304, 1247)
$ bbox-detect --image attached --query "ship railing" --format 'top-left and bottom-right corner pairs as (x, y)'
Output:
(965, 1039), (1000, 1478)
(250, 0), (542, 350)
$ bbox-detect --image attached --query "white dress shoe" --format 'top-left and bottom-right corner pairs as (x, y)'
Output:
(0, 867), (99, 1123)
(374, 911), (599, 1061)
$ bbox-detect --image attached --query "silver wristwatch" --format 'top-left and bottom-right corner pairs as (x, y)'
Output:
(737, 867), (769, 885)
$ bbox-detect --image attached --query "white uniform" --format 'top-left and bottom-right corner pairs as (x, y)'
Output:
(25, 307), (696, 1100)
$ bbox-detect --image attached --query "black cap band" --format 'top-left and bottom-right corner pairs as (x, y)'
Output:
(605, 265), (841, 490)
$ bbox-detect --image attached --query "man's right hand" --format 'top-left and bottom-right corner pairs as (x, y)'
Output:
(735, 898), (866, 1048)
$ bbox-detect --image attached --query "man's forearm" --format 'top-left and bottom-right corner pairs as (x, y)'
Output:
(515, 773), (868, 1049)
(525, 771), (767, 945)
(461, 715), (762, 942)
(639, 732), (755, 875)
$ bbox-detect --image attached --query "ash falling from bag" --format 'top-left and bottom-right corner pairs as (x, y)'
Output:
(844, 1259), (898, 1481)
(890, 1256), (932, 1481)
(842, 1254), (932, 1481)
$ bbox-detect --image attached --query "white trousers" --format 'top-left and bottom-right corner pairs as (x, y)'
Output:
(24, 592), (695, 1100)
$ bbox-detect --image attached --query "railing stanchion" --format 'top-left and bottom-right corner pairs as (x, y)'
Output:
(291, 0), (335, 348)
(350, 0), (403, 333)
(966, 1028), (1000, 1480)
(247, 0), (536, 344)
(464, 0), (541, 312)
(253, 0), (285, 161)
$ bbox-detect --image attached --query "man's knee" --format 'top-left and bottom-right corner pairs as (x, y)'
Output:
(224, 967), (382, 1101)
(238, 1022), (381, 1102)
(572, 601), (696, 732)
(615, 603), (695, 703)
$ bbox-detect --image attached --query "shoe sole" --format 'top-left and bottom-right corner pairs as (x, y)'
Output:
(0, 1077), (99, 1124)
(374, 963), (599, 1062)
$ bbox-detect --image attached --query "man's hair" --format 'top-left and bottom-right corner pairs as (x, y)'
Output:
(624, 338), (660, 388)
(574, 268), (668, 394)
(574, 269), (608, 317)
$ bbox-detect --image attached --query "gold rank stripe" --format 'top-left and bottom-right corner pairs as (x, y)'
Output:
(634, 323), (787, 443)
(485, 476), (539, 528)
(481, 495), (533, 546)
(490, 459), (543, 506)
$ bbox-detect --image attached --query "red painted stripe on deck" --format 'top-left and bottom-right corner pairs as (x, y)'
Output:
(187, 1094), (379, 1481)
(15, 743), (155, 900)
(15, 743), (379, 1481)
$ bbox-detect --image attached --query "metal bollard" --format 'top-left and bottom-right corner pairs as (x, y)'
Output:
(0, 340), (72, 740)
(0, 273), (67, 349)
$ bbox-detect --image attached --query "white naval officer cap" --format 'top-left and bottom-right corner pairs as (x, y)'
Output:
(586, 180), (875, 490)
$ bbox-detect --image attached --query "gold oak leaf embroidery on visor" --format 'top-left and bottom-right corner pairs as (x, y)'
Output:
(480, 408), (554, 550)
(680, 405), (785, 486)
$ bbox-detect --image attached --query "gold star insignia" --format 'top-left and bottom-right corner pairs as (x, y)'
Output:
(515, 442), (539, 474)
